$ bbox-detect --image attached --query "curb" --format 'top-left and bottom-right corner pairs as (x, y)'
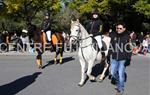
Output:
(0, 51), (78, 56)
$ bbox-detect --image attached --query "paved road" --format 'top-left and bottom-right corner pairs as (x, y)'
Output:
(0, 52), (149, 95)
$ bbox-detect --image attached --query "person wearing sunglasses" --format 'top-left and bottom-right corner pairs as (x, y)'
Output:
(109, 22), (132, 95)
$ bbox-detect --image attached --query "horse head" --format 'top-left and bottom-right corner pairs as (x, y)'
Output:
(70, 19), (81, 45)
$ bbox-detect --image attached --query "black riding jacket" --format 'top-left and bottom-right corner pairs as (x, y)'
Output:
(86, 19), (103, 36)
(109, 31), (132, 60)
(41, 19), (51, 32)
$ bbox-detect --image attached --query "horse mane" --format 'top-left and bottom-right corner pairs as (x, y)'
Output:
(71, 21), (89, 35)
(79, 23), (89, 34)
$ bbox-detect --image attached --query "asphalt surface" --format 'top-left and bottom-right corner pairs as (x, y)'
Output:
(0, 52), (149, 95)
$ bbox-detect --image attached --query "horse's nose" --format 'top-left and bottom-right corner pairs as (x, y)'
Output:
(69, 37), (76, 44)
(70, 37), (74, 42)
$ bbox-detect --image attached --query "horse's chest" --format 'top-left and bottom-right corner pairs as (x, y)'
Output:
(78, 47), (97, 61)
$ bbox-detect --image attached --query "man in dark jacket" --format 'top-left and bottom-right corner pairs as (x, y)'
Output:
(109, 22), (132, 95)
(41, 12), (51, 43)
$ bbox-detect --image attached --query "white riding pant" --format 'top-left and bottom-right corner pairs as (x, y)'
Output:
(94, 35), (102, 49)
(46, 30), (51, 41)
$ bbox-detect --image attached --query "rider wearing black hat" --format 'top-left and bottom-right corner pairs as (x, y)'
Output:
(41, 11), (51, 42)
(89, 8), (102, 36)
(86, 8), (105, 61)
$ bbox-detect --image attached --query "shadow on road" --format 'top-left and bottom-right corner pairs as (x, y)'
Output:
(43, 60), (54, 68)
(0, 72), (42, 95)
(43, 56), (75, 69)
(62, 56), (75, 64)
(91, 62), (109, 80)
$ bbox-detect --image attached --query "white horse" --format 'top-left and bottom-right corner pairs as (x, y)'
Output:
(70, 20), (111, 86)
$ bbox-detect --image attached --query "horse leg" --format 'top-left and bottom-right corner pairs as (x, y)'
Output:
(59, 48), (63, 64)
(54, 51), (58, 64)
(99, 61), (109, 82)
(59, 55), (63, 64)
(78, 59), (87, 87)
(86, 60), (96, 81)
(36, 53), (43, 69)
(39, 56), (43, 68)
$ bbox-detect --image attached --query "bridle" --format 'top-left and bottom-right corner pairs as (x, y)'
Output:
(70, 24), (92, 43)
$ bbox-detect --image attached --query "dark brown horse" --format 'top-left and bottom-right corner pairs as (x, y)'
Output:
(33, 27), (47, 69)
(33, 24), (65, 67)
(51, 32), (64, 64)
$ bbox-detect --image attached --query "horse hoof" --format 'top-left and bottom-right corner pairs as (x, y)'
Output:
(78, 83), (84, 87)
(38, 65), (43, 69)
(90, 79), (96, 82)
(89, 77), (96, 82)
(88, 76), (96, 82)
(59, 62), (63, 65)
(98, 75), (105, 82)
(98, 79), (103, 83)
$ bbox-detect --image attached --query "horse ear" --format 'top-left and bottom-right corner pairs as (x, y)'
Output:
(71, 20), (74, 24)
(77, 19), (79, 23)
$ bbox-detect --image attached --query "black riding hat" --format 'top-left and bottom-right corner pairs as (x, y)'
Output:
(91, 8), (100, 15)
(45, 13), (49, 16)
(44, 10), (50, 16)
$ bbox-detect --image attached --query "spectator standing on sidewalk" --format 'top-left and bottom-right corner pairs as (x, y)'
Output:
(142, 35), (148, 55)
(20, 29), (29, 52)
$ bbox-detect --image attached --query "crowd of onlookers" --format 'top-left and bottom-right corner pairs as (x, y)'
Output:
(0, 29), (71, 53)
(130, 31), (150, 55)
(0, 30), (30, 52)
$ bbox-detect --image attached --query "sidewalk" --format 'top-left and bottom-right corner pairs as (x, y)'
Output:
(134, 52), (150, 57)
(0, 50), (150, 57)
(0, 51), (77, 56)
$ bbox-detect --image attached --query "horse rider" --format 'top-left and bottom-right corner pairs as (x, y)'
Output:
(41, 11), (51, 44)
(86, 8), (105, 61)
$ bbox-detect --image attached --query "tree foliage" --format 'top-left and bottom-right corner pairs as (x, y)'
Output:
(133, 0), (150, 19)
(0, 0), (61, 32)
(4, 0), (61, 22)
(68, 0), (109, 15)
(67, 0), (150, 32)
(0, 0), (150, 34)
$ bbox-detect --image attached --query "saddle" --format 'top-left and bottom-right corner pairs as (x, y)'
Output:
(92, 37), (107, 52)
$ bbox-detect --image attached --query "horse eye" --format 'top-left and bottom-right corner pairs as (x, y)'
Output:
(76, 30), (79, 32)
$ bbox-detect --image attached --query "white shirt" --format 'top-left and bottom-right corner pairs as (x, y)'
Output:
(20, 36), (29, 44)
(142, 39), (148, 47)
